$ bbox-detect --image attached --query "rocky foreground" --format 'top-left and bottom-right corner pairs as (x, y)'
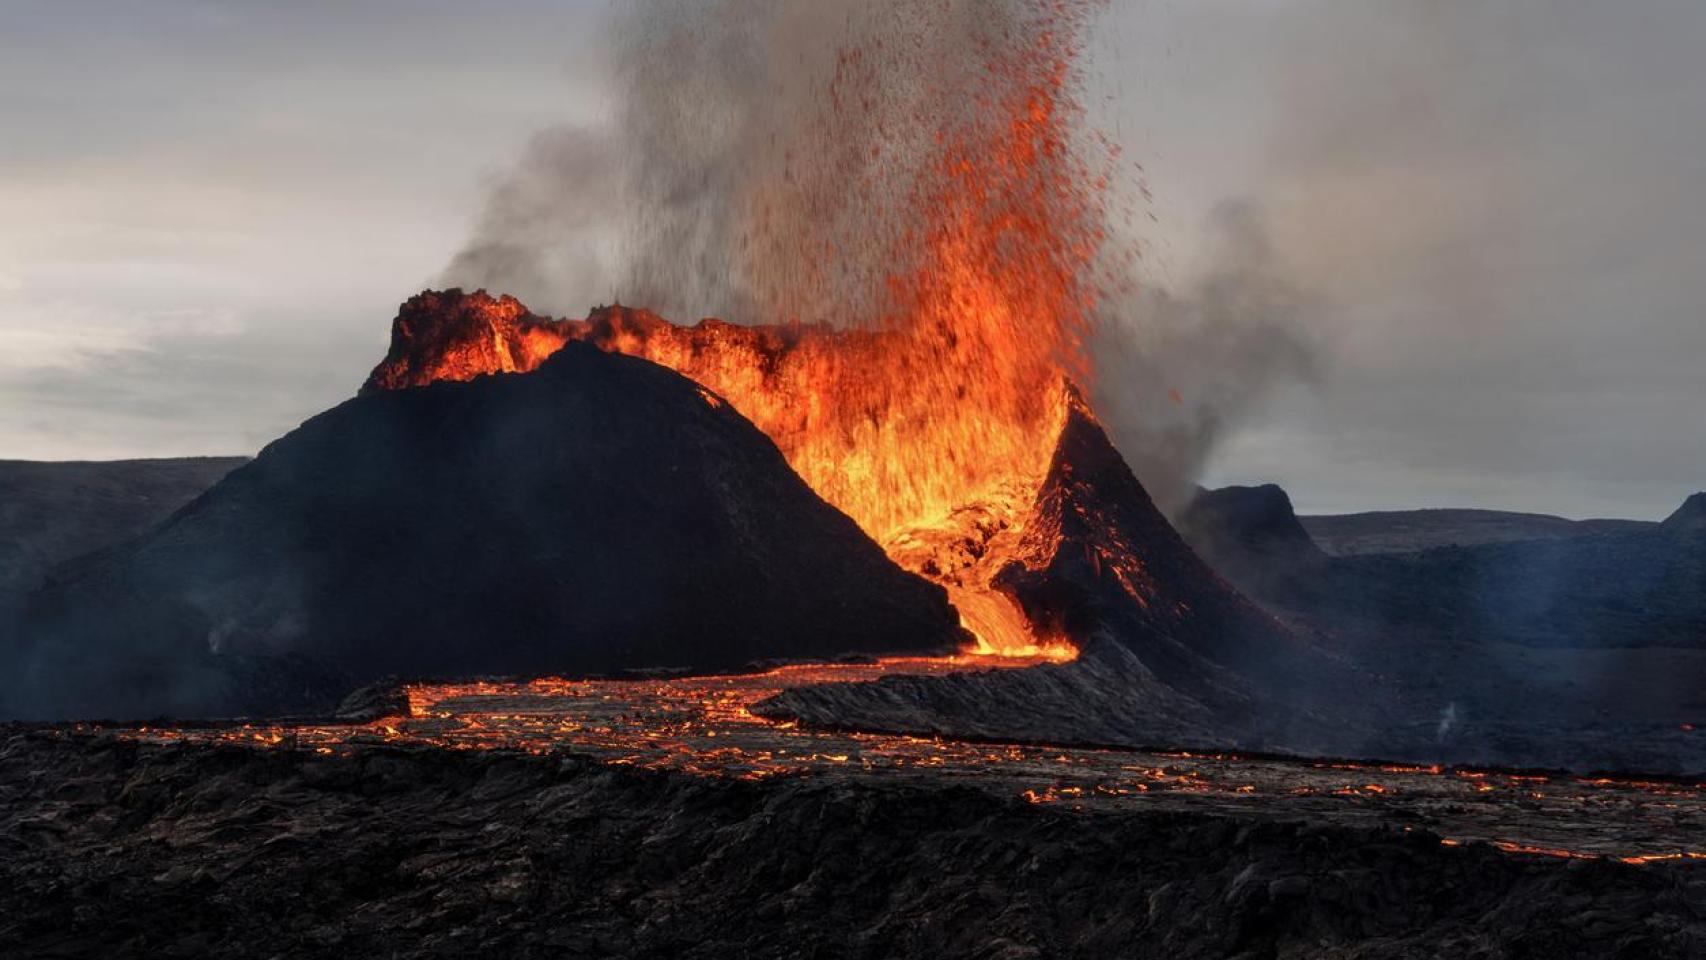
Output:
(2, 731), (1701, 959)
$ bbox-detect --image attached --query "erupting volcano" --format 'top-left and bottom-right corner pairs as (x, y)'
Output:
(7, 2), (1705, 957)
(5, 0), (1305, 727)
(362, 14), (1114, 659)
(366, 292), (1080, 660)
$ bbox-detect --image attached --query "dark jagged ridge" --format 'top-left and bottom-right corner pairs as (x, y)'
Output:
(7, 343), (960, 720)
(995, 402), (1321, 709)
(1180, 484), (1326, 565)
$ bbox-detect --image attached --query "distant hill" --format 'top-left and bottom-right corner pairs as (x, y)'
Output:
(1299, 508), (1654, 556)
(1176, 484), (1328, 599)
(1308, 529), (1706, 650)
(1182, 488), (1706, 651)
(0, 457), (247, 596)
(1156, 485), (1706, 771)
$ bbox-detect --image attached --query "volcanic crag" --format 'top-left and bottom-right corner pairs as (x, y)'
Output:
(1663, 492), (1706, 537)
(1176, 484), (1329, 599)
(5, 341), (961, 721)
(366, 289), (1085, 659)
(358, 290), (1357, 753)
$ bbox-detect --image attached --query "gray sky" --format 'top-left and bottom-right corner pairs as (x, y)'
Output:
(2, 1), (1701, 519)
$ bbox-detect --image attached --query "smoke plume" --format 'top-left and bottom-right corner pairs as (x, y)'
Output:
(441, 0), (1318, 504)
(445, 0), (1060, 326)
(1091, 201), (1321, 516)
(442, 128), (622, 316)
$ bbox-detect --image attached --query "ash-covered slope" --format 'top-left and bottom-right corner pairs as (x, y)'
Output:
(762, 401), (1354, 753)
(1284, 511), (1706, 652)
(6, 343), (960, 720)
(996, 400), (1326, 714)
(0, 457), (247, 597)
(1185, 485), (1706, 652)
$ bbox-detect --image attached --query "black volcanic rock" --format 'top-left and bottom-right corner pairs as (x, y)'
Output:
(1165, 490), (1706, 770)
(1178, 489), (1706, 654)
(758, 419), (1706, 770)
(6, 733), (1697, 960)
(1662, 492), (1706, 536)
(1180, 484), (1324, 562)
(5, 343), (961, 720)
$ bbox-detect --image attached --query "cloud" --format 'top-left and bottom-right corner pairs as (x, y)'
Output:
(1095, 0), (1706, 518)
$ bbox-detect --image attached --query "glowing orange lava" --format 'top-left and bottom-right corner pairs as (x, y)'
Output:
(107, 660), (1706, 865)
(366, 15), (1109, 660)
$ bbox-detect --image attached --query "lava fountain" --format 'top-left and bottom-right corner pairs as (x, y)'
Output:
(368, 5), (1114, 658)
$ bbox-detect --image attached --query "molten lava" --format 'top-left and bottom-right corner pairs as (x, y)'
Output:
(368, 296), (1078, 657)
(366, 17), (1109, 659)
(106, 666), (1706, 865)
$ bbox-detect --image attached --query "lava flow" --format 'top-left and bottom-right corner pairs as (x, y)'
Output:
(364, 10), (1111, 660)
(108, 660), (1706, 865)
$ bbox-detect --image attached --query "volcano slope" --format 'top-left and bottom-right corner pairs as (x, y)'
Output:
(757, 400), (1364, 754)
(4, 342), (961, 721)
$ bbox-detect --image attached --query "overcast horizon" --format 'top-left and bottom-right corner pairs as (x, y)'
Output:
(2, 1), (1702, 520)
